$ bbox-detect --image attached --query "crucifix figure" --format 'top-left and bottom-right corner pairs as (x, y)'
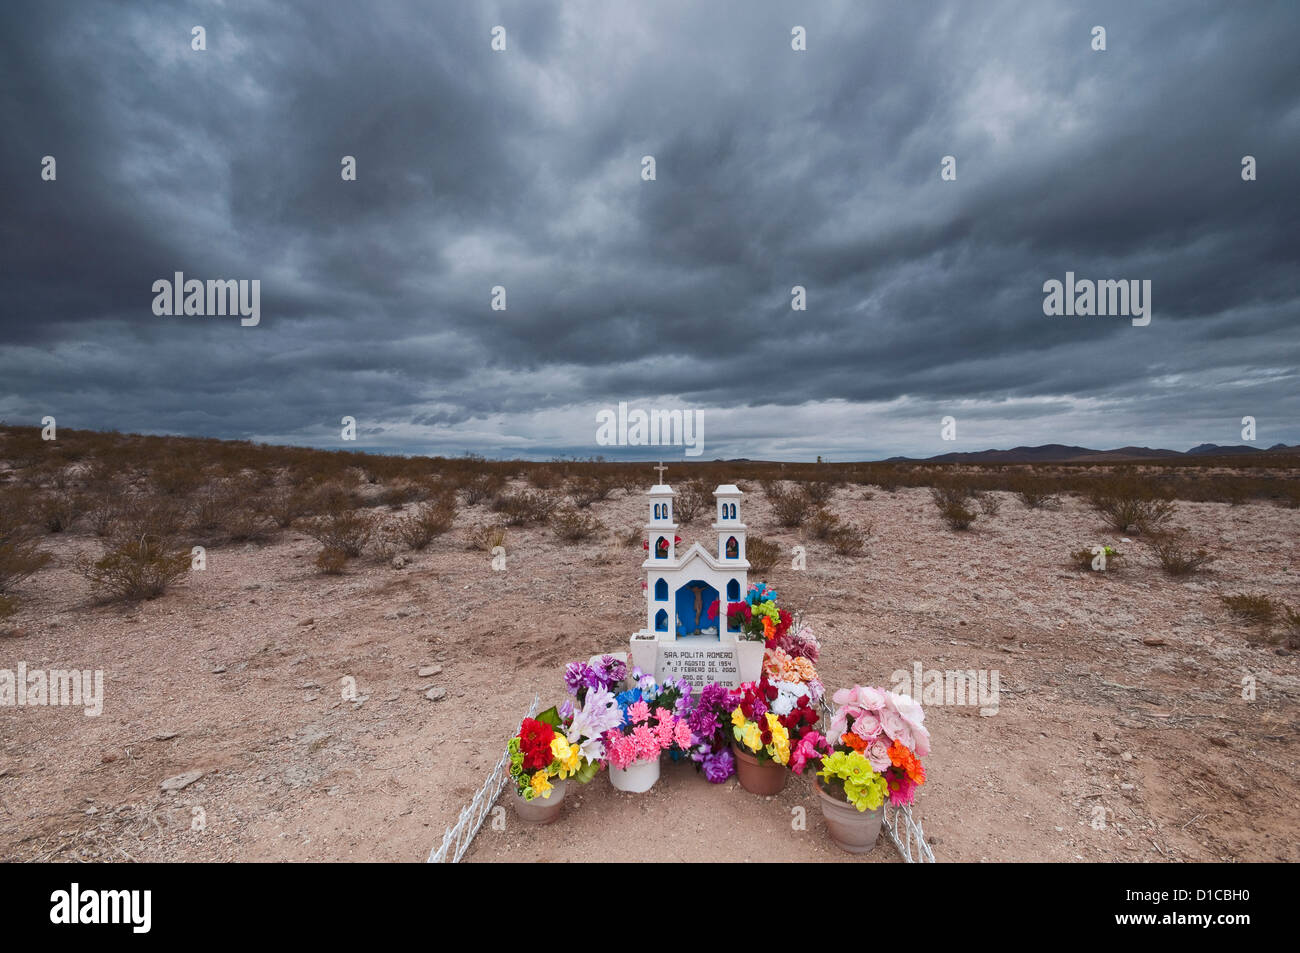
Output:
(688, 584), (706, 634)
(654, 461), (667, 484)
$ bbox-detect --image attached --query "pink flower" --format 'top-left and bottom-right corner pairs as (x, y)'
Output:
(655, 718), (675, 748)
(631, 724), (660, 761)
(851, 710), (883, 742)
(790, 731), (826, 775)
(607, 732), (635, 770)
(628, 700), (651, 725)
(888, 772), (918, 806)
(865, 737), (892, 773)
(654, 706), (675, 726)
(884, 690), (930, 757)
(674, 720), (693, 749)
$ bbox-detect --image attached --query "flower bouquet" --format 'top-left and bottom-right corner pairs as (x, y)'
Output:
(813, 686), (931, 852)
(720, 582), (793, 643)
(727, 676), (809, 794)
(603, 670), (693, 793)
(686, 682), (739, 783)
(506, 712), (580, 824)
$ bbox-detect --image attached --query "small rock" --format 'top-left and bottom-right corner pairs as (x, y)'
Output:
(210, 665), (227, 674)
(1121, 751), (1133, 761)
(391, 555), (409, 570)
(1209, 736), (1230, 748)
(425, 687), (447, 702)
(160, 770), (203, 793)
(1142, 637), (1165, 647)
(152, 731), (178, 741)
(298, 618), (315, 627)
(418, 665), (442, 678)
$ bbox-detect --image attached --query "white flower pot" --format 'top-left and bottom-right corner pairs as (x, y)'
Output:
(735, 639), (765, 685)
(609, 755), (661, 793)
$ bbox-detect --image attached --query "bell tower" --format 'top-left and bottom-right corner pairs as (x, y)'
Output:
(646, 463), (677, 563)
(713, 484), (746, 564)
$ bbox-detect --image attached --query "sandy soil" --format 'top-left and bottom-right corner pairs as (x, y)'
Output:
(2, 483), (1297, 862)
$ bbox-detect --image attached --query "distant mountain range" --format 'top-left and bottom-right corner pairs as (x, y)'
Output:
(882, 443), (1299, 464)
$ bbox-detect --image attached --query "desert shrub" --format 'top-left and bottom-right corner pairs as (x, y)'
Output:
(0, 539), (50, 593)
(526, 467), (562, 490)
(569, 476), (616, 509)
(86, 499), (121, 538)
(303, 509), (373, 557)
(802, 479), (837, 505)
(188, 484), (243, 538)
(265, 486), (306, 528)
(746, 536), (780, 574)
(107, 498), (187, 546)
(975, 491), (1003, 517)
(151, 464), (204, 497)
(1069, 545), (1122, 572)
(38, 491), (85, 533)
(770, 488), (813, 528)
(930, 481), (977, 531)
(396, 497), (457, 550)
(674, 479), (710, 524)
(0, 592), (15, 624)
(315, 546), (347, 575)
(224, 505), (273, 543)
(1088, 476), (1176, 532)
(494, 490), (557, 526)
(378, 481), (425, 510)
(1146, 530), (1214, 576)
(303, 482), (361, 516)
(551, 507), (604, 543)
(1220, 594), (1278, 626)
(77, 536), (190, 602)
(807, 508), (840, 540)
(1282, 605), (1300, 649)
(461, 472), (506, 506)
(759, 479), (783, 499)
(1011, 476), (1059, 510)
(829, 522), (870, 556)
(467, 524), (507, 552)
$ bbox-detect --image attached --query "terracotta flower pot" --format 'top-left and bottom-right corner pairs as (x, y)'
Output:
(731, 742), (787, 796)
(610, 755), (660, 793)
(511, 778), (567, 824)
(814, 777), (882, 853)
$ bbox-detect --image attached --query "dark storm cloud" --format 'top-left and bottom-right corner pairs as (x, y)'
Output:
(1, 0), (1297, 458)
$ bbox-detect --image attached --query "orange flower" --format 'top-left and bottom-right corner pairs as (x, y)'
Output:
(762, 615), (776, 641)
(842, 732), (867, 754)
(888, 738), (926, 784)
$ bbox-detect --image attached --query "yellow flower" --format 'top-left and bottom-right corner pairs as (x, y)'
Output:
(742, 722), (762, 753)
(551, 736), (581, 777)
(731, 707), (747, 728)
(531, 770), (553, 798)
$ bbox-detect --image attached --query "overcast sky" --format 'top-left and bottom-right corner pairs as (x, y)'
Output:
(2, 0), (1297, 461)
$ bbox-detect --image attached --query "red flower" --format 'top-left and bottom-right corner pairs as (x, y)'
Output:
(518, 718), (555, 772)
(706, 599), (719, 620)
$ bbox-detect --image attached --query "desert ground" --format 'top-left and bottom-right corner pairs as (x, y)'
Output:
(2, 455), (1297, 863)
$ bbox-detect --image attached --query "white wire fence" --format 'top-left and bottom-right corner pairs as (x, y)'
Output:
(429, 693), (936, 863)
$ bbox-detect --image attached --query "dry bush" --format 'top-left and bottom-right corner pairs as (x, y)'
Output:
(461, 472), (506, 506)
(976, 491), (1003, 517)
(746, 536), (780, 574)
(315, 546), (347, 575)
(38, 491), (85, 533)
(0, 592), (15, 625)
(568, 476), (616, 509)
(829, 522), (870, 556)
(467, 524), (507, 552)
(674, 479), (710, 524)
(1087, 475), (1176, 532)
(1011, 476), (1059, 510)
(802, 479), (837, 505)
(493, 490), (557, 526)
(770, 488), (813, 528)
(265, 486), (306, 528)
(1146, 529), (1214, 576)
(303, 509), (374, 557)
(930, 481), (977, 531)
(807, 508), (840, 540)
(378, 481), (425, 510)
(0, 491), (50, 592)
(151, 464), (204, 497)
(76, 536), (190, 602)
(107, 498), (187, 546)
(396, 497), (457, 550)
(1220, 594), (1277, 626)
(1282, 605), (1300, 650)
(1069, 546), (1122, 572)
(303, 482), (361, 516)
(759, 479), (783, 500)
(551, 507), (604, 543)
(224, 505), (273, 543)
(526, 467), (562, 490)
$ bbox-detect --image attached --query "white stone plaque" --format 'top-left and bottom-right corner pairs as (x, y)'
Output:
(656, 644), (742, 688)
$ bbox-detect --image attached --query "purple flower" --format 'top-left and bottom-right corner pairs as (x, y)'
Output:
(564, 662), (595, 696)
(594, 655), (627, 687)
(702, 748), (735, 783)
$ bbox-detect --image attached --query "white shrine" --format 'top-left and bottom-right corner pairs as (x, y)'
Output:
(627, 466), (765, 687)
